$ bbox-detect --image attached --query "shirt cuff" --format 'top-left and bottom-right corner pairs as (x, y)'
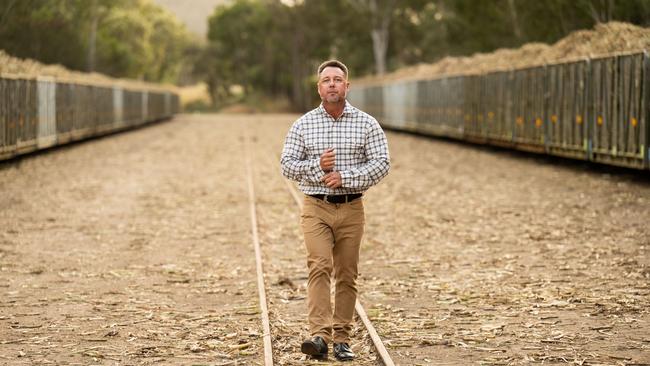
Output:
(338, 170), (351, 188)
(310, 158), (326, 181)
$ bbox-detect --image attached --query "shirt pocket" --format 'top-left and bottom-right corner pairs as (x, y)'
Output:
(342, 136), (365, 160)
(304, 135), (328, 158)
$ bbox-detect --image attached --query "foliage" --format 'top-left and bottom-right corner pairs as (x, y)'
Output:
(0, 0), (192, 83)
(0, 0), (88, 71)
(199, 0), (649, 111)
(2, 0), (648, 109)
(438, 0), (650, 56)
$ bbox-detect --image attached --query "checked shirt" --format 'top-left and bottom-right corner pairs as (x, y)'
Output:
(280, 101), (390, 195)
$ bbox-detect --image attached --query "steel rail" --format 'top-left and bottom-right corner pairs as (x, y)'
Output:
(245, 139), (274, 366)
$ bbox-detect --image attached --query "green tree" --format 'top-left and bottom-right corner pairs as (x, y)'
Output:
(202, 0), (375, 109)
(198, 0), (650, 110)
(96, 6), (153, 79)
(206, 0), (273, 95)
(0, 0), (88, 70)
(0, 0), (192, 83)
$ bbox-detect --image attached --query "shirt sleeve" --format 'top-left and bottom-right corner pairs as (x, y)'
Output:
(280, 120), (326, 183)
(339, 119), (390, 189)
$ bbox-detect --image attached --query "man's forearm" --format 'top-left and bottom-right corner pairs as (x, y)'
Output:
(339, 158), (390, 189)
(281, 156), (325, 183)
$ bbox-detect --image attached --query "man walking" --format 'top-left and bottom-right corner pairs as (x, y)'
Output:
(280, 60), (390, 361)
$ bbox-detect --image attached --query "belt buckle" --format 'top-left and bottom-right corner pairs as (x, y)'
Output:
(324, 194), (340, 204)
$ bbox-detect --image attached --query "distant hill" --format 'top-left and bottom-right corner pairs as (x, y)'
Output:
(153, 0), (230, 38)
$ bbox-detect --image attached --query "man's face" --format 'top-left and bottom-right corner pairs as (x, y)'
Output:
(317, 66), (349, 104)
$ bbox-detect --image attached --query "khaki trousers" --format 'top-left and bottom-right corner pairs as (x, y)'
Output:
(300, 195), (365, 344)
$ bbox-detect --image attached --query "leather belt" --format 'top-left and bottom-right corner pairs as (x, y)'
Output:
(309, 193), (362, 204)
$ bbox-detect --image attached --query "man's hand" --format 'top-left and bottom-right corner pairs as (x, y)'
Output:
(320, 148), (335, 172)
(321, 171), (342, 189)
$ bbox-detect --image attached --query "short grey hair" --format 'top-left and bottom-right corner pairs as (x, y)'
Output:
(317, 60), (349, 79)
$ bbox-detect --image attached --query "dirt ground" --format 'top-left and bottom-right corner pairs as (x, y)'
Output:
(1, 114), (649, 365)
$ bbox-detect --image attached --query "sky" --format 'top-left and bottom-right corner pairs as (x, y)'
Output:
(152, 0), (230, 38)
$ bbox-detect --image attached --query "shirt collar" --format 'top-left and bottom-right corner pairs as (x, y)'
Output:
(318, 100), (357, 119)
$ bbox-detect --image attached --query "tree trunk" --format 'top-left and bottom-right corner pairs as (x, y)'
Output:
(507, 0), (524, 42)
(370, 26), (389, 75)
(368, 0), (395, 75)
(550, 0), (568, 35)
(86, 0), (98, 72)
(587, 0), (615, 23)
(0, 0), (18, 30)
(290, 11), (307, 111)
(606, 0), (614, 22)
(346, 0), (394, 75)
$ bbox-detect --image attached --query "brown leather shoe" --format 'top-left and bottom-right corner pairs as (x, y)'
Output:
(301, 336), (328, 360)
(333, 342), (355, 361)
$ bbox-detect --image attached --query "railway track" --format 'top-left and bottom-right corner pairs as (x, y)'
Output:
(2, 114), (647, 365)
(244, 132), (395, 365)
